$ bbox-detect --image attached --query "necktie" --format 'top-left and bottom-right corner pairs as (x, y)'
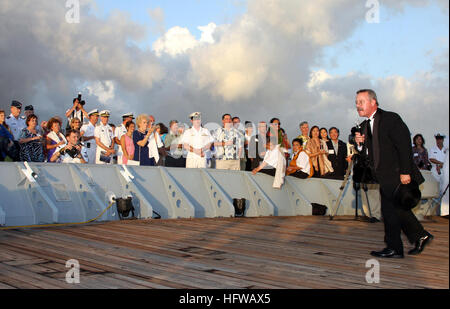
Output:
(367, 119), (373, 140)
(366, 119), (375, 167)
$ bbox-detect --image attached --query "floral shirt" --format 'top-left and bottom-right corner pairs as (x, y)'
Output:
(213, 127), (244, 160)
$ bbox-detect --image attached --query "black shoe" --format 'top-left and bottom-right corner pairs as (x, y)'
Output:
(369, 217), (381, 223)
(408, 232), (434, 255)
(371, 248), (404, 258)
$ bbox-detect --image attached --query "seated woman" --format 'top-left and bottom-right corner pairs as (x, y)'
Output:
(46, 117), (67, 162)
(287, 138), (313, 179)
(305, 126), (333, 178)
(252, 136), (286, 177)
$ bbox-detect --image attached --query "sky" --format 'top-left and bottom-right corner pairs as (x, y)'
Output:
(0, 0), (448, 146)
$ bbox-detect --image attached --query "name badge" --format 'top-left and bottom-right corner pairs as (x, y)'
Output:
(413, 153), (419, 157)
(328, 150), (335, 155)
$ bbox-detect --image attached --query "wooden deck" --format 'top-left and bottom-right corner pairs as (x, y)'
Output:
(0, 216), (448, 289)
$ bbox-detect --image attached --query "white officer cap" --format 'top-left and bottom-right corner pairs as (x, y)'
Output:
(122, 113), (134, 119)
(99, 110), (111, 117)
(88, 109), (99, 116)
(189, 112), (201, 120)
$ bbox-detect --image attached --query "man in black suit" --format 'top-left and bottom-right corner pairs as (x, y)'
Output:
(325, 127), (348, 180)
(248, 121), (267, 170)
(354, 89), (433, 258)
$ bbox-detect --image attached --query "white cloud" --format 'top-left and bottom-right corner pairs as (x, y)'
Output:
(189, 16), (272, 102)
(198, 23), (217, 44)
(86, 81), (115, 103)
(153, 26), (198, 57)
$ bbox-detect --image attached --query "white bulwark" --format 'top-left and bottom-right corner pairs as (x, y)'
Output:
(0, 162), (440, 227)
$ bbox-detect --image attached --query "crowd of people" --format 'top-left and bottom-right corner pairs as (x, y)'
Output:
(0, 98), (354, 181)
(0, 96), (448, 197)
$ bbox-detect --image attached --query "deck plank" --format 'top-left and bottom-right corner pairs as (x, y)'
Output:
(0, 216), (447, 289)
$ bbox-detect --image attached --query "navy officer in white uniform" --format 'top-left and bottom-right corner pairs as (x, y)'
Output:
(80, 109), (99, 164)
(94, 110), (115, 164)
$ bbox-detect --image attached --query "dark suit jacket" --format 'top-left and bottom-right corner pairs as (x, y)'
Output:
(248, 134), (266, 170)
(326, 139), (348, 179)
(360, 108), (424, 186)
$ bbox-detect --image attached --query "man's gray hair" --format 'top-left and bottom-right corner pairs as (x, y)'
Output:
(357, 89), (379, 106)
(299, 121), (309, 127)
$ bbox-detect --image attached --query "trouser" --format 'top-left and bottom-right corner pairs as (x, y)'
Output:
(82, 144), (97, 164)
(379, 182), (426, 253)
(259, 168), (276, 177)
(216, 159), (240, 170)
(165, 156), (186, 168)
(186, 157), (207, 168)
(289, 170), (310, 179)
(240, 158), (246, 171)
(0, 137), (8, 161)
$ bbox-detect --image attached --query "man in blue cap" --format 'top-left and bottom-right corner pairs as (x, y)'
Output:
(5, 100), (26, 141)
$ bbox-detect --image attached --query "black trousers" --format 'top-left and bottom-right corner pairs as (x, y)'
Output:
(379, 181), (426, 253)
(289, 170), (310, 179)
(259, 168), (276, 177)
(165, 156), (186, 168)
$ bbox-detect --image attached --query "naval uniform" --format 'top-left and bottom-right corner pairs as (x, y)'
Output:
(94, 123), (114, 164)
(80, 122), (97, 164)
(429, 145), (447, 186)
(181, 127), (214, 168)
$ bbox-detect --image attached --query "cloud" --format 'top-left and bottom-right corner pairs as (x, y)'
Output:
(0, 0), (447, 145)
(86, 80), (115, 103)
(153, 26), (198, 57)
(306, 69), (449, 145)
(153, 23), (218, 58)
(0, 0), (164, 116)
(198, 23), (217, 44)
(148, 7), (165, 35)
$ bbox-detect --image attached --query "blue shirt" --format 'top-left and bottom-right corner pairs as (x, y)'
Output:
(133, 130), (155, 166)
(0, 124), (13, 141)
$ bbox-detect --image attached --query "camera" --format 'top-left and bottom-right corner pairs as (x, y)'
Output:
(348, 125), (362, 147)
(60, 147), (80, 159)
(77, 92), (82, 102)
